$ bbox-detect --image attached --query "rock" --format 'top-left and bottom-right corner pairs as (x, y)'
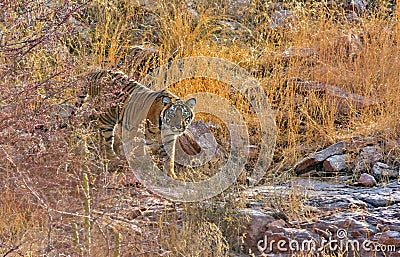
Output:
(177, 132), (202, 156)
(355, 173), (377, 187)
(134, 0), (159, 11)
(334, 32), (364, 58)
(175, 120), (222, 167)
(293, 79), (379, 115)
(335, 217), (374, 239)
(309, 193), (368, 210)
(359, 193), (396, 208)
(239, 209), (277, 254)
(353, 146), (383, 174)
(267, 9), (295, 29)
(295, 141), (348, 175)
(254, 218), (315, 255)
(281, 47), (316, 59)
(225, 0), (253, 19)
(323, 154), (348, 172)
(240, 179), (400, 256)
(214, 20), (252, 42)
(373, 162), (399, 180)
(186, 7), (200, 22)
(266, 2), (282, 13)
(185, 1), (200, 21)
(327, 0), (368, 14)
(267, 219), (286, 229)
(346, 0), (368, 13)
(49, 103), (75, 119)
(378, 231), (400, 246)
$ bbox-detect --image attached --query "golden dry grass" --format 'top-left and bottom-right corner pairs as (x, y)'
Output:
(1, 0), (399, 256)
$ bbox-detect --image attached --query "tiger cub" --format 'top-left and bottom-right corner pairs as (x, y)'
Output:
(78, 69), (196, 178)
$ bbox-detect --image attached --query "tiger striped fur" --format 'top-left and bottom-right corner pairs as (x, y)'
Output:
(78, 69), (196, 178)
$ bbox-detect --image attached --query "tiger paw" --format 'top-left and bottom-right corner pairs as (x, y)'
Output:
(167, 171), (178, 180)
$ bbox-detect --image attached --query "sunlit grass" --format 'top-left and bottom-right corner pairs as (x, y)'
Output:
(0, 0), (399, 256)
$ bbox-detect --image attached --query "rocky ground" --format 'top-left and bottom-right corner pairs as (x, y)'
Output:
(175, 114), (400, 256)
(234, 137), (400, 257)
(240, 178), (400, 256)
(126, 128), (400, 256)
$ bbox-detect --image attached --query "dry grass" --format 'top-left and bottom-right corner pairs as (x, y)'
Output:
(1, 0), (399, 256)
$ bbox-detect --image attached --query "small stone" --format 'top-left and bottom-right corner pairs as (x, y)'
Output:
(378, 231), (400, 246)
(355, 173), (377, 187)
(323, 154), (348, 172)
(281, 47), (316, 59)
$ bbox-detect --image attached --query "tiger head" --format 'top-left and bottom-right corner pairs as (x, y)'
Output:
(161, 96), (196, 135)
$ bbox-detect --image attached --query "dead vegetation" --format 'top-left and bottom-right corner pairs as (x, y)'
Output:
(0, 0), (399, 256)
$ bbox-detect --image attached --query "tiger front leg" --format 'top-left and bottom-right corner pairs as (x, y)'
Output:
(161, 138), (177, 179)
(97, 107), (121, 159)
(164, 157), (177, 179)
(99, 123), (119, 159)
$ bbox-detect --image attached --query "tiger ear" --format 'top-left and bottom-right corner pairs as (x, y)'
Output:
(162, 96), (171, 106)
(185, 98), (196, 108)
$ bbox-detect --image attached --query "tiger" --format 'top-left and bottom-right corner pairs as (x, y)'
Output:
(77, 69), (196, 179)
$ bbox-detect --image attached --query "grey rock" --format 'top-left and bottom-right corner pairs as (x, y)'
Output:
(49, 103), (75, 119)
(357, 193), (392, 208)
(378, 231), (400, 246)
(294, 79), (379, 115)
(239, 179), (400, 256)
(353, 184), (400, 207)
(185, 1), (200, 21)
(348, 0), (368, 13)
(373, 162), (399, 180)
(266, 2), (282, 13)
(353, 146), (383, 174)
(134, 0), (158, 11)
(327, 0), (368, 14)
(267, 10), (295, 29)
(307, 194), (368, 210)
(323, 154), (348, 172)
(295, 141), (348, 175)
(212, 19), (253, 45)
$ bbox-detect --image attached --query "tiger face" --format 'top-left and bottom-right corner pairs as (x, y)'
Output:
(161, 97), (196, 135)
